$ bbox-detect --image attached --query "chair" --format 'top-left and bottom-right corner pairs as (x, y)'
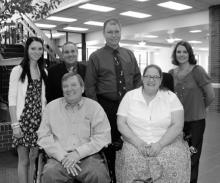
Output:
(35, 149), (113, 183)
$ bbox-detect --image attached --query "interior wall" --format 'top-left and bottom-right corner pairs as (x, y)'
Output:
(151, 47), (174, 72)
(194, 50), (209, 73)
(55, 33), (81, 47)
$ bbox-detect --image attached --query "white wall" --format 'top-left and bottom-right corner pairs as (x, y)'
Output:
(194, 50), (209, 73)
(151, 47), (174, 72)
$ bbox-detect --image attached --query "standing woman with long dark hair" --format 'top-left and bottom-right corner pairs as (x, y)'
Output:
(169, 41), (215, 183)
(8, 37), (47, 183)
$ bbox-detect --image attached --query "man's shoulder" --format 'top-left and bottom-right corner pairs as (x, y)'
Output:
(83, 97), (98, 104)
(77, 61), (87, 68)
(119, 46), (133, 54)
(46, 98), (63, 109)
(89, 47), (106, 57)
(83, 97), (102, 109)
(119, 46), (131, 52)
(48, 62), (63, 71)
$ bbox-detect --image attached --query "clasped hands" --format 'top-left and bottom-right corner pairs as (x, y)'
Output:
(61, 150), (82, 176)
(137, 141), (162, 157)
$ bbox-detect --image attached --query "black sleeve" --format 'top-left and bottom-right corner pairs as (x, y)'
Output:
(162, 72), (174, 92)
(46, 65), (64, 103)
(46, 69), (54, 103)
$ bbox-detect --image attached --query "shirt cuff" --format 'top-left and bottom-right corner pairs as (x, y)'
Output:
(76, 145), (91, 159)
(54, 150), (68, 162)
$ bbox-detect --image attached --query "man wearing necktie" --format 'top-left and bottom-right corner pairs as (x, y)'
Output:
(85, 18), (142, 183)
(46, 42), (86, 103)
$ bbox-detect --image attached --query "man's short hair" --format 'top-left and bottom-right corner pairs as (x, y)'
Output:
(103, 18), (121, 33)
(61, 72), (84, 88)
(61, 42), (77, 53)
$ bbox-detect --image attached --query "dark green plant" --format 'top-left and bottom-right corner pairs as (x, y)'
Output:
(0, 0), (63, 21)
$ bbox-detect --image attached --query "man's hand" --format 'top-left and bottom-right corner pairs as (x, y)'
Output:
(62, 150), (81, 168)
(65, 162), (82, 176)
(61, 150), (82, 176)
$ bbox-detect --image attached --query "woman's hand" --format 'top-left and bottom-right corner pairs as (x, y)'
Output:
(148, 142), (163, 157)
(136, 141), (150, 157)
(13, 127), (23, 138)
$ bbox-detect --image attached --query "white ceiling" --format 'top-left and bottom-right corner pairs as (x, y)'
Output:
(36, 0), (220, 49)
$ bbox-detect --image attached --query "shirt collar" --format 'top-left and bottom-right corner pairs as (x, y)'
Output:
(63, 97), (84, 111)
(134, 87), (163, 103)
(64, 62), (78, 72)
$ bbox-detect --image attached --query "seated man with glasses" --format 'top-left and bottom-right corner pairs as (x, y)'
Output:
(115, 64), (191, 183)
(37, 72), (111, 183)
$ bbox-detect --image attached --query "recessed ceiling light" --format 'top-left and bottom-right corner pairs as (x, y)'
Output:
(133, 0), (150, 2)
(188, 40), (202, 44)
(138, 41), (146, 46)
(166, 37), (182, 43)
(120, 11), (151, 18)
(189, 30), (202, 33)
(45, 32), (65, 38)
(35, 23), (56, 28)
(157, 1), (192, 11)
(79, 3), (115, 12)
(63, 26), (88, 31)
(46, 16), (77, 22)
(84, 21), (104, 26)
(143, 35), (158, 38)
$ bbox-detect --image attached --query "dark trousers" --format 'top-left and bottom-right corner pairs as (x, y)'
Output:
(97, 95), (121, 183)
(183, 119), (206, 183)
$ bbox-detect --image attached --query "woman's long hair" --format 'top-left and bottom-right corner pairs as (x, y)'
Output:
(20, 37), (47, 83)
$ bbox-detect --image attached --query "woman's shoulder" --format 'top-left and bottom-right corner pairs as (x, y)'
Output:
(12, 65), (22, 71)
(192, 65), (207, 74)
(128, 87), (142, 95)
(159, 90), (178, 100)
(10, 65), (22, 75)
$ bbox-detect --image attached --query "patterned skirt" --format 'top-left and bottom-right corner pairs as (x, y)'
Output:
(115, 136), (191, 183)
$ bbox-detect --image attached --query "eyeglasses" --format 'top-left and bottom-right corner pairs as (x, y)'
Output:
(143, 75), (161, 80)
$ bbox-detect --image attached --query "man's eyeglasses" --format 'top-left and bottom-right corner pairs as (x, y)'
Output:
(143, 75), (161, 80)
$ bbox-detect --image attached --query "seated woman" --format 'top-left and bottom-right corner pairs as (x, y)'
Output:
(115, 64), (191, 183)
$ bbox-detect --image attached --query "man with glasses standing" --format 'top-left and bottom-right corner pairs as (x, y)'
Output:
(85, 18), (142, 182)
